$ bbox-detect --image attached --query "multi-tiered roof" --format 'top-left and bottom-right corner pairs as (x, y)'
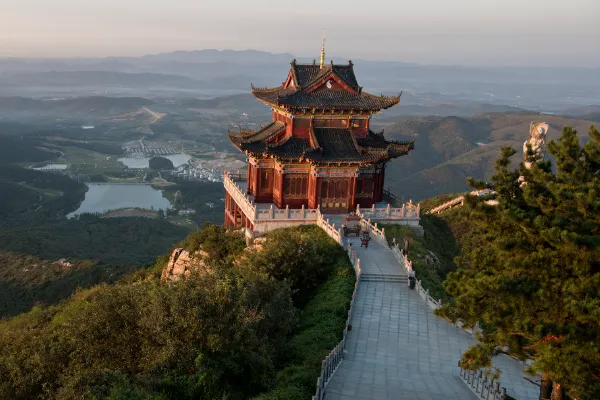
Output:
(230, 123), (413, 165)
(250, 60), (401, 112)
(228, 59), (413, 166)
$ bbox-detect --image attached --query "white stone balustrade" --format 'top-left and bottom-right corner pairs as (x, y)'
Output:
(356, 202), (421, 223)
(224, 172), (319, 231)
(316, 213), (343, 245)
(460, 369), (508, 400)
(224, 171), (257, 221)
(360, 219), (389, 248)
(390, 242), (443, 310)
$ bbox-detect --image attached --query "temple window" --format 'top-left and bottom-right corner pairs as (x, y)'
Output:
(284, 175), (308, 199)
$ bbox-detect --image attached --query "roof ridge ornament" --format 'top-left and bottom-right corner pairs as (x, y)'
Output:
(320, 30), (326, 70)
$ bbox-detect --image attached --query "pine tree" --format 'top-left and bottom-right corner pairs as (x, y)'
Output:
(438, 126), (600, 400)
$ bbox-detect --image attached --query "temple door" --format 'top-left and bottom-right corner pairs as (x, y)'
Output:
(320, 177), (349, 213)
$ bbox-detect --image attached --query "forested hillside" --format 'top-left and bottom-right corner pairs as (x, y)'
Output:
(0, 165), (190, 317)
(0, 225), (355, 400)
(379, 112), (597, 201)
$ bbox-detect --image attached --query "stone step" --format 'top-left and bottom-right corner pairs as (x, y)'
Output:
(360, 274), (407, 282)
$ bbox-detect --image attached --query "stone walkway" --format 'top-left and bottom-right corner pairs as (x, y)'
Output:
(323, 236), (539, 400)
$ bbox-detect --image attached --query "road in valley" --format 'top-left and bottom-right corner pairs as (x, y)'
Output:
(142, 107), (164, 124)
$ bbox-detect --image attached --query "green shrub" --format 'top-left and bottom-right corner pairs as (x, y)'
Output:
(0, 224), (354, 400)
(253, 245), (355, 399)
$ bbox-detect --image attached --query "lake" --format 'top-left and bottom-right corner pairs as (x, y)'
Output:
(117, 154), (191, 169)
(68, 183), (171, 217)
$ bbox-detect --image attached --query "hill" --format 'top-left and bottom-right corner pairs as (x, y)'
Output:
(0, 225), (354, 400)
(0, 135), (59, 163)
(380, 112), (597, 201)
(0, 96), (154, 117)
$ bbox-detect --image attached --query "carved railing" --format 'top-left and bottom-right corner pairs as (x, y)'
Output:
(357, 202), (420, 220)
(360, 218), (389, 248)
(460, 368), (507, 400)
(316, 212), (343, 245)
(382, 189), (401, 206)
(358, 216), (442, 310)
(428, 196), (465, 215)
(255, 204), (319, 222)
(389, 243), (443, 310)
(427, 190), (497, 215)
(224, 171), (319, 223)
(312, 225), (361, 400)
(224, 171), (257, 221)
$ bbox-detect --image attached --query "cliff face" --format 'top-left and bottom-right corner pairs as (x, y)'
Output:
(161, 237), (267, 281)
(161, 248), (211, 281)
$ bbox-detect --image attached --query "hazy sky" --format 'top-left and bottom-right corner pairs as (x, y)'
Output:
(1, 0), (598, 66)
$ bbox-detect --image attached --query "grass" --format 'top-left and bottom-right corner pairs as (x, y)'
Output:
(253, 248), (355, 400)
(56, 145), (127, 173)
(381, 215), (459, 302)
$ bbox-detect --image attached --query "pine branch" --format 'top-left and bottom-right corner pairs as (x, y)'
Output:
(523, 376), (541, 387)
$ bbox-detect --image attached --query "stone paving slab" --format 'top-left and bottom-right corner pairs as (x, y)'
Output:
(343, 237), (406, 277)
(325, 280), (476, 400)
(323, 229), (541, 400)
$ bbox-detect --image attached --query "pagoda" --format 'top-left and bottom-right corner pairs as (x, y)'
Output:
(224, 43), (414, 231)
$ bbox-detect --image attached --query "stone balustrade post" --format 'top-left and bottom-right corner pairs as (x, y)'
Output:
(269, 204), (274, 219)
(386, 203), (391, 216)
(371, 203), (375, 212)
(285, 204), (290, 218)
(301, 204), (305, 219)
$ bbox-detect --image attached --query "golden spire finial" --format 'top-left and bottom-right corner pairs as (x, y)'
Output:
(320, 30), (326, 70)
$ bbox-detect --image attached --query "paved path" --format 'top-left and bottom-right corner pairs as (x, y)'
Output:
(323, 236), (539, 400)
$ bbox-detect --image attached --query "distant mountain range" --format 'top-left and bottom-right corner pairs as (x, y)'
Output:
(0, 49), (598, 111)
(0, 96), (153, 118)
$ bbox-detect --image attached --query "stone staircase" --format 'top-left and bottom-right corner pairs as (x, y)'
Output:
(359, 272), (407, 283)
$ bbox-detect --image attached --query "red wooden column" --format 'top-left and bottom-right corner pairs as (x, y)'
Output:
(315, 177), (322, 209)
(246, 164), (253, 194)
(348, 174), (357, 212)
(276, 171), (284, 208)
(308, 173), (322, 209)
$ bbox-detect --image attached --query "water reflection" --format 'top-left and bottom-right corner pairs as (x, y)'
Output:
(117, 154), (191, 169)
(68, 183), (171, 217)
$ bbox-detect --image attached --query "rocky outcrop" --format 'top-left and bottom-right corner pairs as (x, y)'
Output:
(161, 248), (211, 282)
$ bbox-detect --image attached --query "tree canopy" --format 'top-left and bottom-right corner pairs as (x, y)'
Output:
(0, 224), (354, 400)
(149, 156), (175, 170)
(438, 126), (600, 400)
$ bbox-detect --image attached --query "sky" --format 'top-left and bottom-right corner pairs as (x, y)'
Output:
(1, 0), (599, 66)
